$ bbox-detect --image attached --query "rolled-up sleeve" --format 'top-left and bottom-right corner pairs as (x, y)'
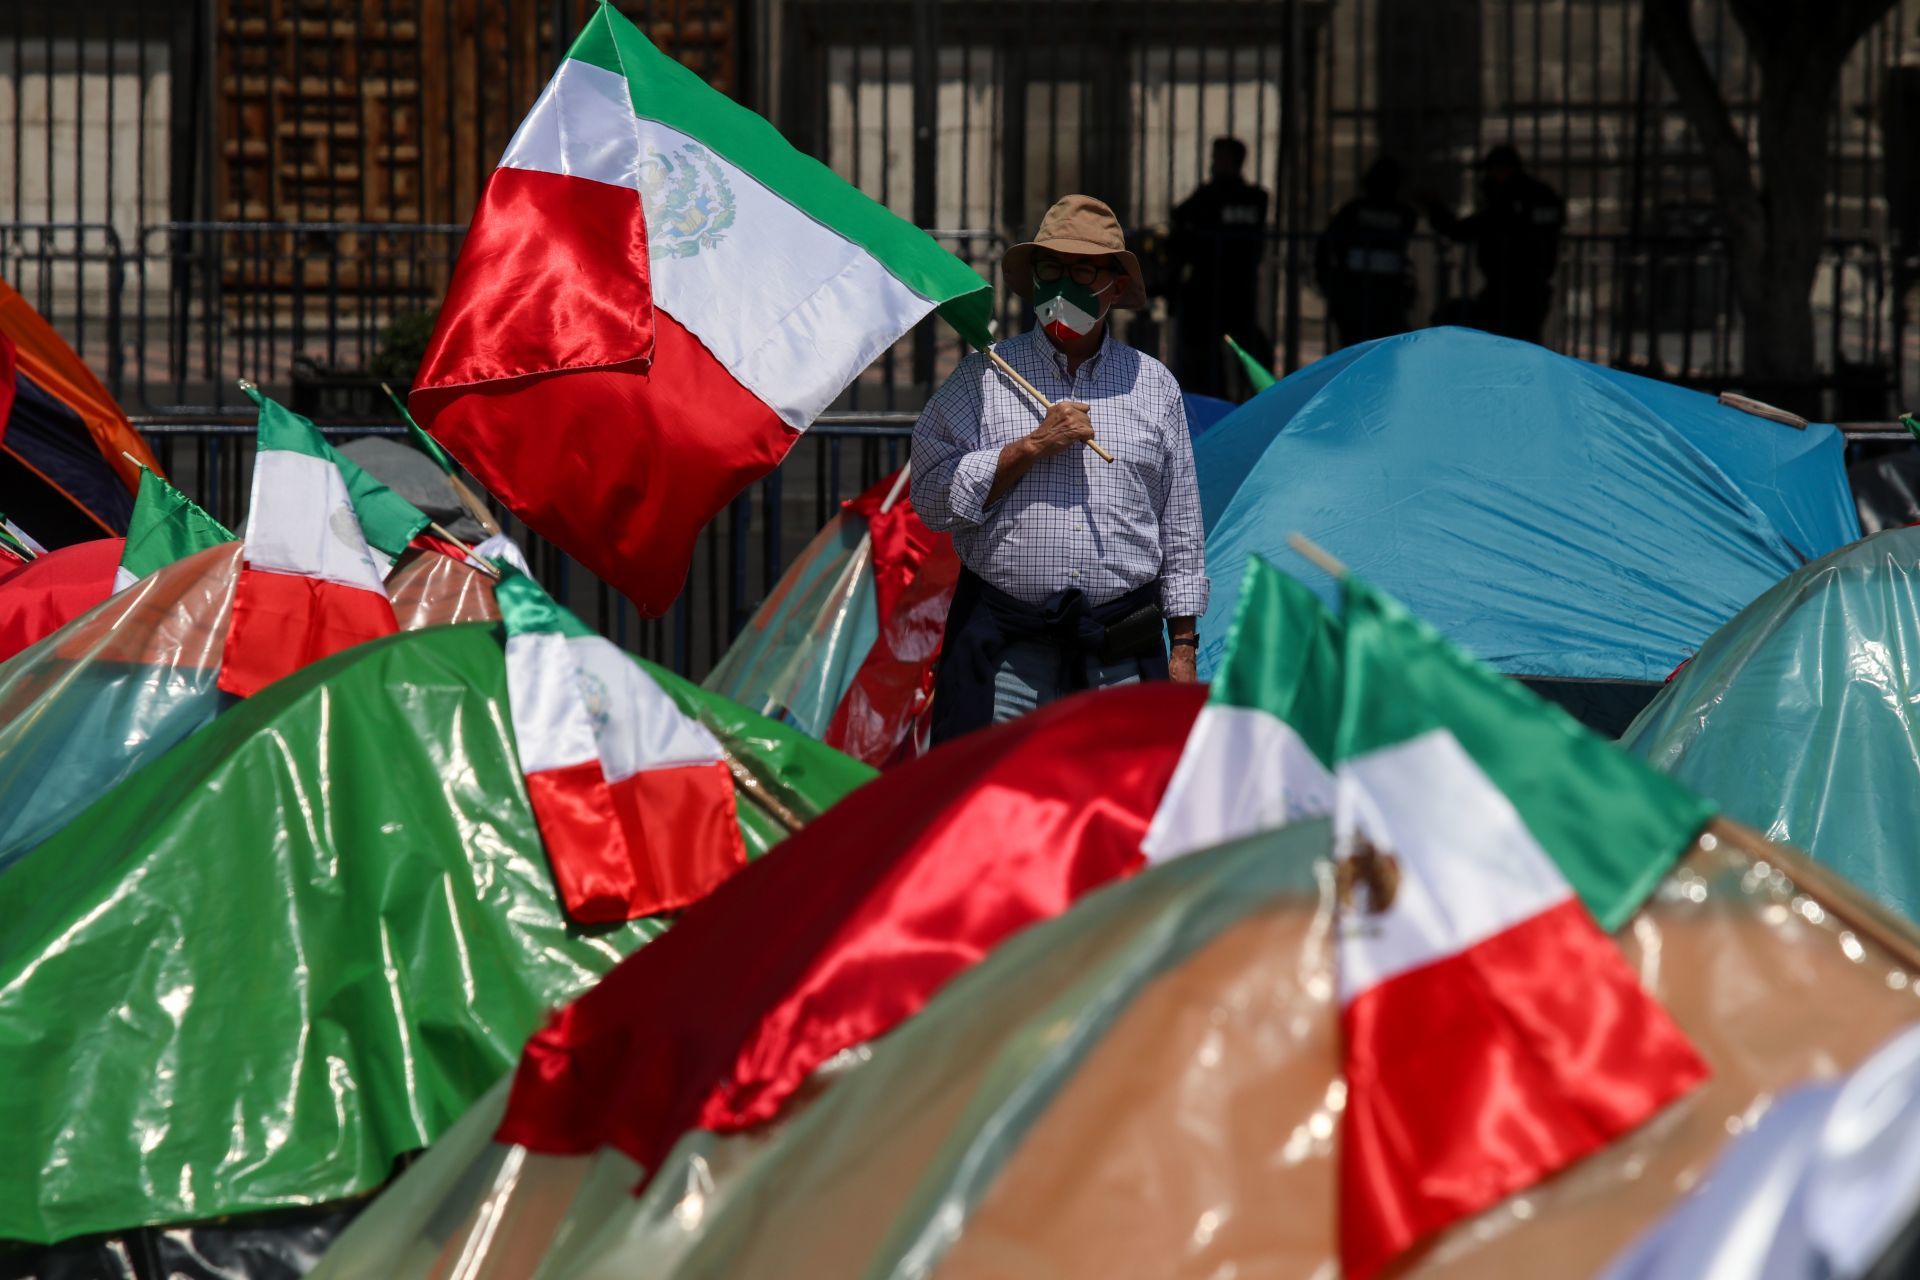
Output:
(1157, 390), (1209, 618)
(910, 357), (1003, 532)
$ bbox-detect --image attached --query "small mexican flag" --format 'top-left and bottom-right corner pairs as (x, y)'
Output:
(496, 568), (745, 922)
(240, 387), (430, 567)
(1145, 557), (1713, 1280)
(113, 467), (235, 593)
(411, 4), (992, 616)
(218, 396), (399, 698)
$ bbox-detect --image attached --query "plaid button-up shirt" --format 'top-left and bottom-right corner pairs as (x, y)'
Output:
(910, 327), (1209, 619)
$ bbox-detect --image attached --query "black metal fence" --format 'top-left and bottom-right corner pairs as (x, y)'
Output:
(7, 1), (1919, 409)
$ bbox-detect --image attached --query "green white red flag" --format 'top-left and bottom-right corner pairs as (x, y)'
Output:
(238, 387), (431, 567)
(112, 466), (234, 592)
(1146, 556), (1713, 1280)
(410, 4), (992, 616)
(218, 396), (399, 698)
(496, 567), (745, 922)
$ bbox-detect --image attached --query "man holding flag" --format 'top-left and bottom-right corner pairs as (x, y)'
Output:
(912, 195), (1208, 743)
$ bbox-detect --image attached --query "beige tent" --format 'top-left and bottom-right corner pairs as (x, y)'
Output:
(312, 816), (1920, 1279)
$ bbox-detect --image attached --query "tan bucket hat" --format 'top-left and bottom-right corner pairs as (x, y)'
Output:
(1004, 194), (1148, 311)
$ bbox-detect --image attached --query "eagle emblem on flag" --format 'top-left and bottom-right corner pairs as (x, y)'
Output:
(638, 142), (737, 259)
(1335, 835), (1401, 917)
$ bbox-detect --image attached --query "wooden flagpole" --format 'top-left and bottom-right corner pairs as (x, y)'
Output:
(1288, 531), (1349, 579)
(878, 460), (913, 514)
(424, 521), (500, 578)
(985, 349), (1117, 464)
(721, 746), (805, 834)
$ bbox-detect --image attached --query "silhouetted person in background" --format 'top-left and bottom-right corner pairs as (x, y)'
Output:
(1316, 156), (1419, 348)
(1426, 144), (1564, 344)
(1171, 136), (1272, 396)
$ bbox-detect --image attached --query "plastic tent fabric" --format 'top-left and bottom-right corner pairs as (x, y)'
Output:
(1181, 391), (1235, 439)
(1601, 1023), (1920, 1280)
(0, 625), (664, 1243)
(0, 617), (870, 1244)
(706, 470), (959, 768)
(0, 542), (237, 872)
(310, 820), (1920, 1279)
(0, 535), (122, 662)
(1194, 328), (1858, 683)
(0, 541), (549, 874)
(1622, 527), (1920, 923)
(704, 506), (878, 738)
(0, 276), (157, 544)
(385, 545), (502, 629)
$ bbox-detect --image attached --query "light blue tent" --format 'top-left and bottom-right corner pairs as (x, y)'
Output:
(1196, 329), (1858, 701)
(1622, 527), (1920, 923)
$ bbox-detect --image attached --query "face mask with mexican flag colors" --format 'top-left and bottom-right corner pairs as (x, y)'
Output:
(1142, 555), (1713, 1280)
(1033, 274), (1108, 342)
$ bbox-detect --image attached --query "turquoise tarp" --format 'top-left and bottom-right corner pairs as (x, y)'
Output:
(1623, 527), (1920, 921)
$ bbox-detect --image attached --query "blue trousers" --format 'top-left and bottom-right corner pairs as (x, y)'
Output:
(989, 639), (1152, 725)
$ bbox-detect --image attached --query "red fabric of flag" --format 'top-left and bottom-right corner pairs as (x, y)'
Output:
(496, 680), (1206, 1176)
(407, 162), (777, 620)
(822, 469), (961, 768)
(1340, 898), (1707, 1280)
(217, 569), (399, 698)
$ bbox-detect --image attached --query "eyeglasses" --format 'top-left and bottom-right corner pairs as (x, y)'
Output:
(1033, 257), (1116, 287)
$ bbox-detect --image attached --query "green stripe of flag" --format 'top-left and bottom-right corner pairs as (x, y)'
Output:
(565, 8), (994, 349)
(1335, 577), (1711, 931)
(1227, 335), (1276, 393)
(1210, 556), (1342, 766)
(494, 566), (597, 641)
(119, 468), (236, 582)
(385, 383), (458, 476)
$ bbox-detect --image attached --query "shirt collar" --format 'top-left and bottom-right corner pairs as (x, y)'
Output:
(1034, 325), (1112, 377)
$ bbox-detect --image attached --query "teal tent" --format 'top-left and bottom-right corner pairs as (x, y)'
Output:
(1623, 527), (1920, 921)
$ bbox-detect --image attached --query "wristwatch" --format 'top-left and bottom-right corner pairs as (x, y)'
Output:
(1170, 634), (1199, 650)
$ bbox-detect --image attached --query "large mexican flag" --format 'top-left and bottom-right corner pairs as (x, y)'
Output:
(412, 5), (992, 615)
(1145, 557), (1714, 1280)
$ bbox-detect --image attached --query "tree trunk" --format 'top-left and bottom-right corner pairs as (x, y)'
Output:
(1733, 53), (1839, 411)
(1643, 0), (1898, 416)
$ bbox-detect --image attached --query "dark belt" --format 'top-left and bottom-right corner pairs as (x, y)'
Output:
(930, 569), (1169, 745)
